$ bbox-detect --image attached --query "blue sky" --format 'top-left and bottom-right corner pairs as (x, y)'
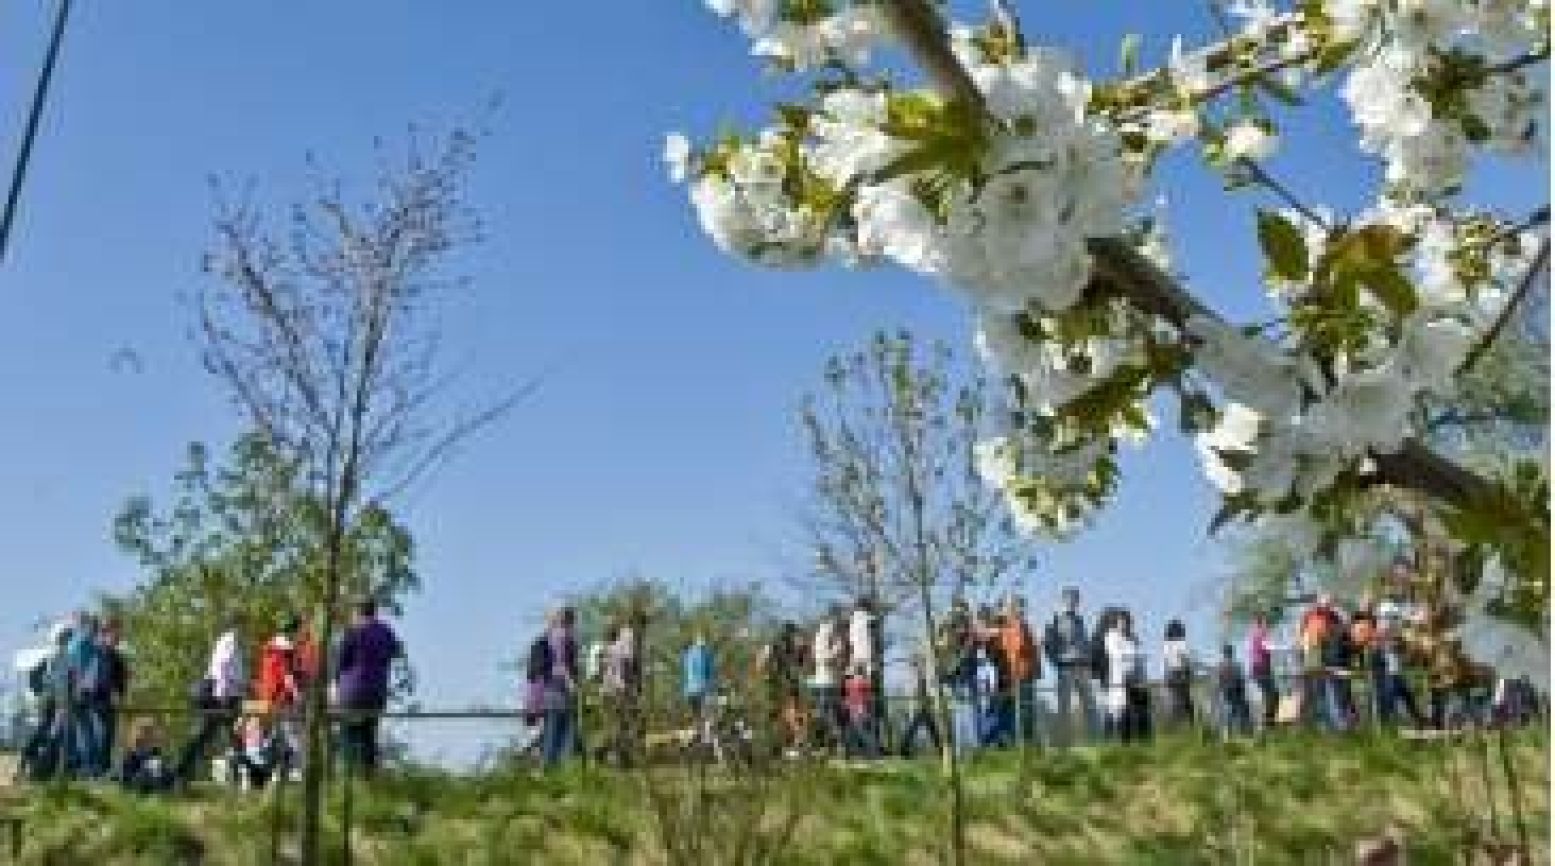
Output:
(0, 2), (1543, 761)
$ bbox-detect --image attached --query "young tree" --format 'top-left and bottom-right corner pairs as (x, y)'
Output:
(196, 126), (518, 859)
(666, 0), (1549, 690)
(108, 434), (418, 710)
(801, 330), (1032, 620)
(796, 330), (1033, 862)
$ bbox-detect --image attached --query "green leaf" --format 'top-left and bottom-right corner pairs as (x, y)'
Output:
(1257, 210), (1309, 282)
(1358, 264), (1418, 317)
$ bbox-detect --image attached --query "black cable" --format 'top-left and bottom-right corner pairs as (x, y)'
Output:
(0, 0), (74, 266)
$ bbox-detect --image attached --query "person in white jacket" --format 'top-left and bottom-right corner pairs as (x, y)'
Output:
(173, 619), (247, 784)
(1105, 610), (1150, 742)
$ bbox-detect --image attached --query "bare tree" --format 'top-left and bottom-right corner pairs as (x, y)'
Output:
(197, 125), (521, 861)
(801, 330), (1031, 621)
(797, 329), (1034, 866)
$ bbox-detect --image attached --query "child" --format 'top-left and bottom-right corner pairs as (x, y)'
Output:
(117, 718), (172, 794)
(232, 716), (277, 790)
(1215, 644), (1253, 738)
(842, 665), (881, 759)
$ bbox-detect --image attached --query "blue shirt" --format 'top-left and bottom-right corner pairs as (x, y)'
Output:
(683, 643), (714, 698)
(67, 632), (102, 696)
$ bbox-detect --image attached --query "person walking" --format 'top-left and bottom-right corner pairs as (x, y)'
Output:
(996, 595), (1040, 746)
(333, 598), (402, 778)
(174, 618), (247, 785)
(537, 607), (580, 769)
(682, 632), (715, 717)
(257, 614), (305, 776)
(65, 612), (106, 777)
(1105, 610), (1150, 743)
(20, 621), (74, 781)
(93, 619), (130, 777)
(1162, 619), (1195, 729)
(1376, 633), (1425, 728)
(757, 622), (806, 756)
(841, 662), (882, 758)
(1215, 644), (1254, 738)
(811, 607), (847, 753)
(1247, 613), (1280, 729)
(1299, 593), (1347, 731)
(1043, 587), (1097, 746)
(897, 648), (942, 758)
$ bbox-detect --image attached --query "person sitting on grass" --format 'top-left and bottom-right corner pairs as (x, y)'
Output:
(231, 715), (278, 791)
(116, 718), (173, 794)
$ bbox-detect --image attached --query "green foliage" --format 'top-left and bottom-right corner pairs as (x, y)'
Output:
(107, 433), (419, 709)
(1256, 209), (1308, 283)
(562, 576), (783, 717)
(13, 731), (1547, 864)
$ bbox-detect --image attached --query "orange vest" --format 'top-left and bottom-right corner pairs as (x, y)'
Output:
(999, 621), (1038, 683)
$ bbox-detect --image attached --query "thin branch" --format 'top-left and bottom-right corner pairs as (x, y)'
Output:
(1458, 236), (1550, 376)
(1237, 158), (1331, 229)
(880, 0), (1519, 517)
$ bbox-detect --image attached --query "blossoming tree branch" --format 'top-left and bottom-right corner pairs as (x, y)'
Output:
(666, 1), (1549, 627)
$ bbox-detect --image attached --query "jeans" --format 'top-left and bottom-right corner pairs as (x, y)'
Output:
(1118, 686), (1152, 743)
(897, 706), (940, 757)
(541, 706), (576, 769)
(1322, 675), (1355, 732)
(1253, 671), (1278, 728)
(1053, 665), (1097, 746)
(1166, 679), (1195, 728)
(67, 699), (104, 777)
(1217, 696), (1253, 737)
(1014, 680), (1037, 743)
(810, 686), (846, 750)
(340, 699), (386, 776)
(980, 693), (1016, 748)
(174, 696), (240, 783)
(843, 714), (882, 758)
(1378, 674), (1424, 727)
(95, 699), (117, 776)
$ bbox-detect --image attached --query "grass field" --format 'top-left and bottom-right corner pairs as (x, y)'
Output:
(6, 728), (1548, 865)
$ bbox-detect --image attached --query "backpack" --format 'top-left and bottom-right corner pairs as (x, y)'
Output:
(26, 658), (47, 697)
(525, 634), (553, 684)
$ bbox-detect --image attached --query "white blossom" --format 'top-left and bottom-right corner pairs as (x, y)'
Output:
(1223, 121), (1279, 161)
(1396, 312), (1474, 392)
(664, 132), (692, 183)
(1188, 317), (1303, 418)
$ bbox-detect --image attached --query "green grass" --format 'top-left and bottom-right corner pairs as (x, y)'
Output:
(7, 729), (1548, 864)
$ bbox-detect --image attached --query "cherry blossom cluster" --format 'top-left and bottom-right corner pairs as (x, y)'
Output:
(670, 0), (1548, 568)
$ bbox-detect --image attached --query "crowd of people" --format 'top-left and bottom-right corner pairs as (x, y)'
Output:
(17, 598), (403, 794)
(519, 559), (1544, 771)
(14, 558), (1541, 786)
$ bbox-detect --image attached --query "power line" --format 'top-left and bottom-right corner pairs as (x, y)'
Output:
(0, 0), (74, 267)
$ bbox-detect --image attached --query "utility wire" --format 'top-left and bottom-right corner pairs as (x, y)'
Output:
(0, 0), (74, 266)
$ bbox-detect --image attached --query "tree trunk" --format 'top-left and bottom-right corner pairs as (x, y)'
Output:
(298, 514), (348, 863)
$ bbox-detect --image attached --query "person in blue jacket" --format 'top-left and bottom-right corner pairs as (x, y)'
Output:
(683, 632), (715, 719)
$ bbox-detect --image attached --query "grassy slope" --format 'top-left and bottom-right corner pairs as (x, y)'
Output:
(9, 730), (1548, 865)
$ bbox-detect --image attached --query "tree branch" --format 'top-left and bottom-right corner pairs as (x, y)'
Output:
(1458, 236), (1549, 376)
(880, 0), (1524, 517)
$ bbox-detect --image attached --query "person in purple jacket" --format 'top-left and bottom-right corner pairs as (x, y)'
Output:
(333, 598), (402, 777)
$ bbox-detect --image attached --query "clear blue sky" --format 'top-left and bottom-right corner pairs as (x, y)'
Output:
(0, 2), (1542, 761)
